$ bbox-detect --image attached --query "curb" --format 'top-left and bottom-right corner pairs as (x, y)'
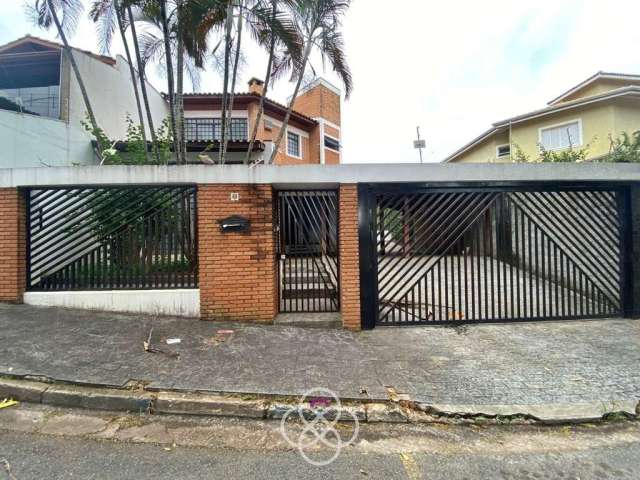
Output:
(1, 376), (638, 425)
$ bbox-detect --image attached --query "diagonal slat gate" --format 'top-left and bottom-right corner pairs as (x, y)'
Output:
(26, 185), (198, 291)
(277, 190), (340, 313)
(372, 186), (628, 326)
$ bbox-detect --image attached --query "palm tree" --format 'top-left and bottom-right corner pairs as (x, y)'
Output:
(157, 0), (182, 163)
(136, 0), (227, 164)
(90, 0), (149, 162)
(31, 0), (102, 155)
(127, 3), (162, 163)
(220, 0), (244, 163)
(245, 0), (290, 163)
(218, 0), (234, 163)
(219, 0), (301, 163)
(268, 0), (352, 164)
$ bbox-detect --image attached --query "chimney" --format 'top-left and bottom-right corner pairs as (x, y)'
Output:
(248, 77), (264, 95)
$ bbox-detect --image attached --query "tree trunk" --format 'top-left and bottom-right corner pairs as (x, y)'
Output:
(159, 0), (179, 164)
(269, 40), (312, 164)
(47, 0), (101, 155)
(222, 1), (244, 163)
(115, 0), (148, 162)
(176, 3), (186, 165)
(246, 0), (276, 164)
(218, 1), (234, 163)
(128, 6), (160, 164)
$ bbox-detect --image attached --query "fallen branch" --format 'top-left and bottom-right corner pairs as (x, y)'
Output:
(143, 328), (180, 359)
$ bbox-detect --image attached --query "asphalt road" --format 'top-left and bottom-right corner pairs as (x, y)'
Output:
(1, 429), (639, 480)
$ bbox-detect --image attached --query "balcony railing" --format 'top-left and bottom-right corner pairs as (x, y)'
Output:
(0, 86), (60, 119)
(184, 118), (248, 142)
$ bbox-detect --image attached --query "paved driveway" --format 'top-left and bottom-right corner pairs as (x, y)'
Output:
(0, 304), (639, 405)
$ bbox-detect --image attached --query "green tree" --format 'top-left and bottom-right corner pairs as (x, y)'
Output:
(90, 0), (150, 162)
(604, 131), (640, 163)
(269, 0), (353, 164)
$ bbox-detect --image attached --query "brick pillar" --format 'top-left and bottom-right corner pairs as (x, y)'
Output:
(0, 188), (26, 303)
(339, 184), (361, 330)
(197, 184), (277, 322)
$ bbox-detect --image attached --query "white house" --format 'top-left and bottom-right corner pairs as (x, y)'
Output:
(0, 35), (169, 168)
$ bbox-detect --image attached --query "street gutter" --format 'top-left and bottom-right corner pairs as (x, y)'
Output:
(1, 375), (638, 426)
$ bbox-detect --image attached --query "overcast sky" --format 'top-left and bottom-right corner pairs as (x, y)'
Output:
(2, 0), (640, 163)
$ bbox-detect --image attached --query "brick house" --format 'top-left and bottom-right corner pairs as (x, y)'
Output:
(183, 77), (343, 165)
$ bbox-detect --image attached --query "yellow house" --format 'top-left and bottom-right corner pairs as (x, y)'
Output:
(444, 72), (640, 163)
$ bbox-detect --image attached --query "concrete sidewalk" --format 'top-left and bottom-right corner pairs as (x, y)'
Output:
(1, 304), (639, 408)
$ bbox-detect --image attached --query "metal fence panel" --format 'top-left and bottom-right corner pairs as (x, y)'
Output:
(26, 185), (198, 291)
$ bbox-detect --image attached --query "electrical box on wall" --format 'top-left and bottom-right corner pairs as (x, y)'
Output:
(218, 215), (250, 233)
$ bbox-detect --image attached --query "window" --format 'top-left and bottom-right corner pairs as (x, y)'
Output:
(184, 118), (247, 142)
(496, 144), (510, 158)
(185, 118), (216, 141)
(324, 135), (340, 151)
(539, 120), (582, 151)
(287, 131), (301, 157)
(264, 119), (273, 131)
(0, 85), (60, 119)
(229, 118), (248, 141)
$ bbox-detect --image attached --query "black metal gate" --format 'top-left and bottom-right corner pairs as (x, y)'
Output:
(359, 184), (633, 327)
(26, 185), (198, 291)
(277, 190), (340, 312)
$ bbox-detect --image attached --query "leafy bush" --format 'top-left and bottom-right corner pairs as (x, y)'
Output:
(512, 143), (589, 163)
(602, 131), (640, 163)
(81, 114), (173, 165)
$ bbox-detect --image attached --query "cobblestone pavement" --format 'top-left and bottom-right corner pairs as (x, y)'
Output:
(0, 304), (639, 405)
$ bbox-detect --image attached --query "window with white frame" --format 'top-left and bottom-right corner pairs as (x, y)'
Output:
(324, 135), (340, 151)
(539, 120), (582, 151)
(287, 131), (301, 157)
(496, 144), (510, 158)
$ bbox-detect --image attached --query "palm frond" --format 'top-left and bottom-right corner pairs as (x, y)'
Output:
(317, 29), (352, 97)
(89, 0), (119, 54)
(138, 30), (166, 70)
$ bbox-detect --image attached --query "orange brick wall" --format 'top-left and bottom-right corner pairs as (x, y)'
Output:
(0, 188), (26, 303)
(293, 84), (341, 126)
(325, 150), (340, 165)
(339, 185), (361, 330)
(197, 184), (277, 323)
(270, 127), (316, 165)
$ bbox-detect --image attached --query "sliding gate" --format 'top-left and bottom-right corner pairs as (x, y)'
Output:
(361, 184), (632, 327)
(277, 190), (340, 313)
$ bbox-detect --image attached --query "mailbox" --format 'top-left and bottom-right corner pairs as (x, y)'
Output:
(218, 215), (250, 233)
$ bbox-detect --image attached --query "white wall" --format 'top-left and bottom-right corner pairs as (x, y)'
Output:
(69, 52), (170, 140)
(0, 108), (96, 168)
(24, 289), (200, 318)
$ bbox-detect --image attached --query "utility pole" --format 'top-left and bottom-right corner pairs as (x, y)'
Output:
(413, 126), (425, 163)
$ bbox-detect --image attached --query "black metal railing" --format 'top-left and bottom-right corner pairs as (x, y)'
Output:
(369, 186), (628, 326)
(27, 185), (198, 291)
(277, 190), (340, 313)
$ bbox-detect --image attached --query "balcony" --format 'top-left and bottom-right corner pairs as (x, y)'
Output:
(0, 85), (60, 119)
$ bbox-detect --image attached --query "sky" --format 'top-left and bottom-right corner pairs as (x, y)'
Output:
(2, 0), (640, 164)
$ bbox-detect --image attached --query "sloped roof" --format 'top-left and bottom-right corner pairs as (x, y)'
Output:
(0, 34), (116, 66)
(443, 85), (640, 162)
(182, 92), (318, 126)
(547, 71), (640, 106)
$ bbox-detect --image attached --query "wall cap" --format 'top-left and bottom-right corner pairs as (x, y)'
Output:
(2, 163), (640, 189)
